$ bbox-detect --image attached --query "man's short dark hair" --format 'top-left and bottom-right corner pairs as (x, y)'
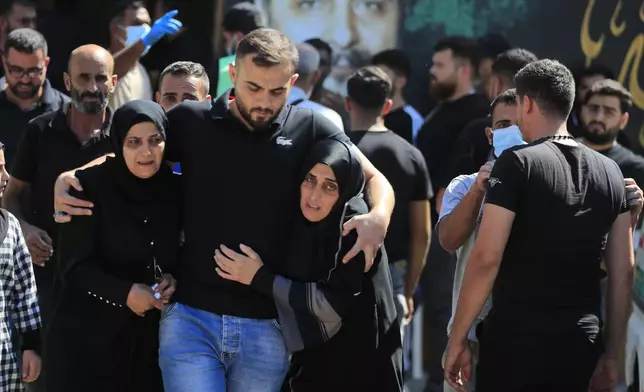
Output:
(477, 33), (511, 60)
(514, 59), (576, 119)
(304, 38), (332, 66)
(575, 64), (615, 84)
(222, 2), (262, 35)
(110, 0), (145, 22)
(371, 49), (412, 79)
(583, 79), (633, 114)
(159, 61), (210, 93)
(434, 36), (479, 69)
(236, 28), (298, 70)
(347, 65), (391, 111)
(492, 48), (538, 84)
(0, 0), (35, 16)
(490, 88), (518, 115)
(4, 27), (47, 57)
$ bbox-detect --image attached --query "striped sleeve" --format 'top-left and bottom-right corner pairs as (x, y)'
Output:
(8, 213), (42, 350)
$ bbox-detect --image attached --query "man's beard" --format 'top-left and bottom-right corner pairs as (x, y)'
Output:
(8, 81), (41, 99)
(429, 78), (458, 101)
(71, 88), (109, 114)
(236, 98), (280, 131)
(581, 121), (620, 145)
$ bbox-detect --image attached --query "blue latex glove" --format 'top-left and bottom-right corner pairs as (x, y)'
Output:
(141, 10), (182, 47)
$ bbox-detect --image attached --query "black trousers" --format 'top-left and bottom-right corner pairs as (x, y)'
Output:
(476, 328), (602, 392)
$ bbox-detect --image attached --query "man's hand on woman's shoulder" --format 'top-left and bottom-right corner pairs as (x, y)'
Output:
(53, 170), (93, 223)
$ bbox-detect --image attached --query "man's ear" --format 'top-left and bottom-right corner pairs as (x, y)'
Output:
(523, 95), (534, 114)
(228, 62), (237, 84)
(63, 72), (72, 92)
(619, 112), (630, 130)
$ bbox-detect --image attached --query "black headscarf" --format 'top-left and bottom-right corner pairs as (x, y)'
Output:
(284, 139), (366, 280)
(104, 100), (174, 204)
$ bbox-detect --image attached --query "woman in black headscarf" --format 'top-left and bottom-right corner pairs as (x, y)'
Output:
(214, 139), (403, 391)
(44, 100), (182, 392)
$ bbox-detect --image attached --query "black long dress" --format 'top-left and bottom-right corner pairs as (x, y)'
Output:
(250, 139), (403, 392)
(44, 101), (182, 392)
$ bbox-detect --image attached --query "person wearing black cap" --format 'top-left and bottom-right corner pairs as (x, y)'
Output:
(214, 139), (403, 392)
(44, 100), (181, 392)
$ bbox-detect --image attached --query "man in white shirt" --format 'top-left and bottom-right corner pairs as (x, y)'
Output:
(287, 42), (344, 131)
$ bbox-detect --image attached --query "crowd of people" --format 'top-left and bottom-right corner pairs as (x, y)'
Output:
(0, 0), (643, 391)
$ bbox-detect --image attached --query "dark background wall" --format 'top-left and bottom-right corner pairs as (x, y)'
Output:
(35, 0), (643, 151)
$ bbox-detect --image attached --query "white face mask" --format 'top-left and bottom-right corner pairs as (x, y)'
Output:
(492, 125), (526, 157)
(124, 25), (151, 47)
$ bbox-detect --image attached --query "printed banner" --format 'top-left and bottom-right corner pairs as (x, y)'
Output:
(225, 0), (643, 151)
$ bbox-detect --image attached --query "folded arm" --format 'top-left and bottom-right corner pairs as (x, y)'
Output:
(216, 231), (366, 352)
(437, 175), (485, 253)
(251, 244), (365, 352)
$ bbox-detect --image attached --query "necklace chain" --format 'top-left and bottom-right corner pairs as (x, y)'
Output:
(533, 134), (576, 143)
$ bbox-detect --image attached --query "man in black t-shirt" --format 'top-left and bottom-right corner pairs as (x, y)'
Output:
(2, 44), (116, 392)
(579, 79), (644, 189)
(445, 60), (634, 392)
(416, 36), (489, 212)
(346, 66), (432, 338)
(371, 49), (424, 145)
(0, 28), (69, 166)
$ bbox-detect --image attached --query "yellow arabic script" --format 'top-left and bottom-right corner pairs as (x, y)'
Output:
(610, 0), (626, 37)
(581, 0), (605, 67)
(618, 34), (644, 111)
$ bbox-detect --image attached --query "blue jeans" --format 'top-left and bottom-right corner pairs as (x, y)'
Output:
(159, 302), (289, 392)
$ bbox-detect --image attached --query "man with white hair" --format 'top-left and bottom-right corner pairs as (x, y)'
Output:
(287, 42), (344, 131)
